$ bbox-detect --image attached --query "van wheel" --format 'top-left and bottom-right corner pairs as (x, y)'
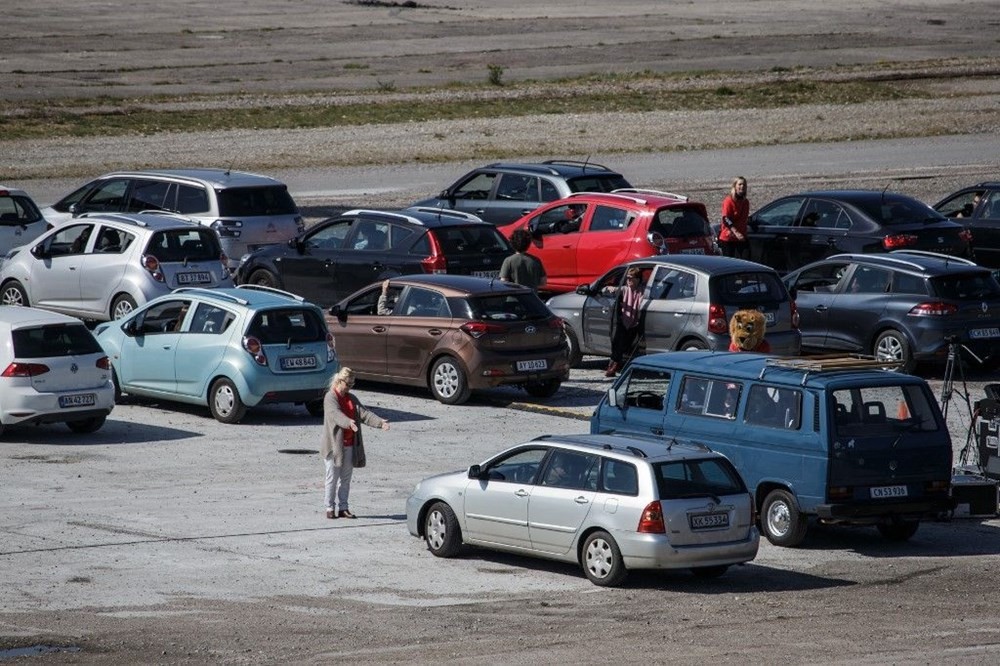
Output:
(877, 519), (919, 542)
(564, 327), (583, 368)
(581, 530), (627, 587)
(209, 378), (247, 423)
(760, 489), (808, 547)
(429, 356), (470, 405)
(873, 330), (913, 373)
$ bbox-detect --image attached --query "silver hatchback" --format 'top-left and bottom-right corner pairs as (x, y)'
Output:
(406, 433), (759, 587)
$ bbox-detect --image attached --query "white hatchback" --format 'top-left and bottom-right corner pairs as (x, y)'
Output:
(0, 306), (115, 435)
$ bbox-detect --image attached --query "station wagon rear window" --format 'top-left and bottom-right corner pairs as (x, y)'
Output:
(216, 186), (298, 217)
(13, 324), (102, 358)
(930, 272), (1000, 299)
(654, 458), (746, 500)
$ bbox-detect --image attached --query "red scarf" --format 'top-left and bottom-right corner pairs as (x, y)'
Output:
(335, 389), (356, 446)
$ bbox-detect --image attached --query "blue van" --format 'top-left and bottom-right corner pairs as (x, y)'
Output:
(590, 351), (954, 546)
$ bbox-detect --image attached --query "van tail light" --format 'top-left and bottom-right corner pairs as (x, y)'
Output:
(141, 254), (165, 283)
(708, 303), (728, 334)
(637, 501), (666, 534)
(926, 479), (950, 496)
(242, 335), (268, 366)
(882, 233), (918, 250)
(790, 299), (799, 329)
(326, 332), (336, 362)
(908, 302), (957, 317)
(420, 232), (447, 274)
(460, 321), (506, 339)
(547, 317), (564, 330)
(827, 486), (851, 502)
(96, 356), (111, 370)
(2, 362), (50, 377)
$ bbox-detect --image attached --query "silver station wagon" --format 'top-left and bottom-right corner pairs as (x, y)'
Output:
(406, 433), (759, 587)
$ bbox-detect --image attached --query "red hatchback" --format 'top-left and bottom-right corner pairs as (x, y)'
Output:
(501, 189), (716, 294)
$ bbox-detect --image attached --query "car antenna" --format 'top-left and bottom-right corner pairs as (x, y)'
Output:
(225, 158), (236, 177)
(582, 154), (591, 173)
(880, 181), (890, 203)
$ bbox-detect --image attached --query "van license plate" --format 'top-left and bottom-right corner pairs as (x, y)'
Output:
(472, 270), (500, 278)
(970, 328), (1000, 339)
(690, 513), (729, 529)
(516, 359), (547, 372)
(177, 272), (211, 284)
(59, 393), (96, 408)
(281, 356), (317, 370)
(870, 485), (908, 499)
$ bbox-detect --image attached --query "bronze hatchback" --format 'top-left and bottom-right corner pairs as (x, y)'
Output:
(328, 275), (569, 404)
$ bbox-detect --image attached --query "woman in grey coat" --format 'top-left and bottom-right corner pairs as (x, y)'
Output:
(320, 367), (390, 519)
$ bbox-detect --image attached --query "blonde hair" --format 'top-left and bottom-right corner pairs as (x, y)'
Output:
(730, 176), (747, 198)
(330, 366), (355, 391)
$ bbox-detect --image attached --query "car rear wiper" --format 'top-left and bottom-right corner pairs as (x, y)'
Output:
(675, 492), (722, 504)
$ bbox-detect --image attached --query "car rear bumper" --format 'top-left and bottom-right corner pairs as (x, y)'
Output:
(617, 527), (760, 570)
(238, 368), (336, 407)
(465, 347), (571, 390)
(1, 385), (115, 426)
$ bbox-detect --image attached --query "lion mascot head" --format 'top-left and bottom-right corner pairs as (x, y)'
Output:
(728, 309), (771, 353)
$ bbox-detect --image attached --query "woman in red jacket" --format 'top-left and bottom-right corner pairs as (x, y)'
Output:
(718, 176), (750, 259)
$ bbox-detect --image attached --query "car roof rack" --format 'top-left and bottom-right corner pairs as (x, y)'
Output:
(888, 249), (978, 266)
(404, 206), (487, 223)
(235, 284), (306, 302)
(173, 287), (250, 306)
(77, 212), (150, 227)
(612, 187), (689, 202)
(762, 355), (903, 384)
(541, 159), (612, 172)
(567, 191), (648, 205)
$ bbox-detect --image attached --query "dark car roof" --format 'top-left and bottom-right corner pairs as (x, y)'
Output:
(821, 250), (983, 276)
(788, 190), (932, 205)
(622, 254), (777, 275)
(484, 160), (622, 177)
(388, 273), (532, 296)
(348, 207), (493, 228)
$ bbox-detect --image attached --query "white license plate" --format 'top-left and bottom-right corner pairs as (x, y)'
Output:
(177, 272), (211, 284)
(970, 328), (1000, 339)
(280, 356), (317, 370)
(764, 312), (775, 324)
(59, 393), (96, 408)
(680, 248), (705, 255)
(472, 270), (500, 278)
(690, 512), (730, 529)
(516, 359), (547, 372)
(871, 485), (908, 499)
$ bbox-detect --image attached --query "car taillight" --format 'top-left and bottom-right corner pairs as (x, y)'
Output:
(420, 232), (447, 274)
(141, 254), (165, 283)
(708, 303), (728, 334)
(882, 233), (918, 250)
(637, 501), (666, 534)
(827, 486), (851, 502)
(547, 318), (564, 330)
(220, 252), (229, 273)
(96, 356), (111, 370)
(790, 299), (799, 329)
(326, 332), (336, 362)
(460, 321), (506, 339)
(959, 229), (973, 243)
(908, 302), (957, 317)
(242, 335), (268, 366)
(1, 362), (49, 377)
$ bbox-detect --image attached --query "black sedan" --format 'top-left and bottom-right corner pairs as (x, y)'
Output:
(745, 190), (973, 273)
(933, 181), (1000, 268)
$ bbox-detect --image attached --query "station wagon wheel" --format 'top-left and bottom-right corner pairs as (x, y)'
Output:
(876, 519), (919, 542)
(429, 356), (470, 405)
(111, 294), (137, 320)
(524, 379), (561, 398)
(246, 268), (280, 289)
(1, 280), (29, 307)
(581, 530), (627, 587)
(760, 488), (808, 547)
(424, 501), (463, 557)
(209, 378), (247, 424)
(873, 330), (913, 373)
(66, 416), (106, 434)
(691, 565), (729, 579)
(564, 327), (583, 368)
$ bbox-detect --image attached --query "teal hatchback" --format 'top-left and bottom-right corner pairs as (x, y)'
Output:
(94, 285), (337, 422)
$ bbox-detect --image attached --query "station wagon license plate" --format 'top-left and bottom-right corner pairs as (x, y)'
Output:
(690, 512), (729, 530)
(472, 270), (500, 279)
(280, 356), (317, 370)
(177, 272), (212, 284)
(970, 328), (1000, 339)
(871, 485), (908, 499)
(59, 393), (96, 408)
(516, 359), (547, 372)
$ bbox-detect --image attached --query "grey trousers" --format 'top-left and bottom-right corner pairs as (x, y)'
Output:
(324, 447), (354, 511)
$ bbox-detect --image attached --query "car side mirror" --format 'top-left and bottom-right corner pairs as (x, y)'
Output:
(69, 203), (81, 218)
(468, 464), (483, 479)
(329, 304), (346, 322)
(121, 319), (139, 337)
(294, 238), (306, 253)
(606, 387), (618, 408)
(30, 244), (47, 259)
(442, 189), (455, 206)
(575, 284), (593, 296)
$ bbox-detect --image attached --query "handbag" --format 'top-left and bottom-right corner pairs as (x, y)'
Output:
(352, 439), (367, 468)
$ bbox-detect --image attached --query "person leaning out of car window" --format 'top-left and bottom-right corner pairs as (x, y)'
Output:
(602, 266), (645, 378)
(377, 279), (397, 315)
(500, 228), (547, 293)
(719, 176), (750, 259)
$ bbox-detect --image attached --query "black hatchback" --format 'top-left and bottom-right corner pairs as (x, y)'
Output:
(234, 207), (513, 308)
(783, 250), (1000, 372)
(746, 190), (973, 273)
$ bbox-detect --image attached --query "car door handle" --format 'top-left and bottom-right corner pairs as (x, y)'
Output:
(427, 328), (443, 336)
(651, 427), (663, 436)
(514, 489), (529, 497)
(814, 305), (828, 312)
(574, 496), (590, 504)
(601, 308), (610, 314)
(521, 209), (532, 216)
(371, 325), (387, 333)
(475, 208), (486, 215)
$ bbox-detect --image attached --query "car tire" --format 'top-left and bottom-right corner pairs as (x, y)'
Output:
(876, 519), (919, 542)
(429, 356), (470, 405)
(564, 327), (583, 368)
(691, 565), (729, 579)
(680, 338), (708, 351)
(760, 488), (808, 547)
(873, 329), (914, 373)
(305, 398), (324, 417)
(424, 501), (463, 558)
(1, 280), (29, 307)
(247, 268), (280, 289)
(111, 294), (137, 320)
(524, 378), (561, 398)
(581, 530), (627, 587)
(66, 416), (106, 434)
(209, 378), (247, 424)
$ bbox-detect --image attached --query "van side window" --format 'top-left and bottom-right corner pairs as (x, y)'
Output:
(677, 377), (741, 419)
(745, 385), (802, 429)
(620, 368), (670, 411)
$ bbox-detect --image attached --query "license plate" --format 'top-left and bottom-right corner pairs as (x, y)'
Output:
(871, 485), (908, 499)
(690, 512), (730, 530)
(59, 393), (96, 408)
(177, 272), (211, 284)
(764, 312), (775, 324)
(516, 359), (547, 372)
(280, 356), (317, 370)
(680, 248), (705, 255)
(970, 328), (1000, 339)
(472, 270), (500, 278)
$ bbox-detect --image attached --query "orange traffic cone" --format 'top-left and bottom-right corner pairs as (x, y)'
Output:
(897, 400), (910, 419)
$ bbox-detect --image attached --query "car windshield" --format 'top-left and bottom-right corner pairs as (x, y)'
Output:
(12, 324), (102, 358)
(854, 196), (947, 226)
(216, 186), (298, 217)
(432, 226), (511, 255)
(930, 271), (1000, 299)
(566, 175), (631, 192)
(247, 308), (327, 343)
(465, 292), (552, 321)
(713, 272), (786, 305)
(146, 229), (221, 262)
(653, 458), (746, 500)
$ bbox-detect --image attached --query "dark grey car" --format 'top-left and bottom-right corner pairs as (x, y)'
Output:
(546, 255), (801, 366)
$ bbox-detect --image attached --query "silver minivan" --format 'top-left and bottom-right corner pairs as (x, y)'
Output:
(406, 433), (759, 587)
(41, 168), (304, 272)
